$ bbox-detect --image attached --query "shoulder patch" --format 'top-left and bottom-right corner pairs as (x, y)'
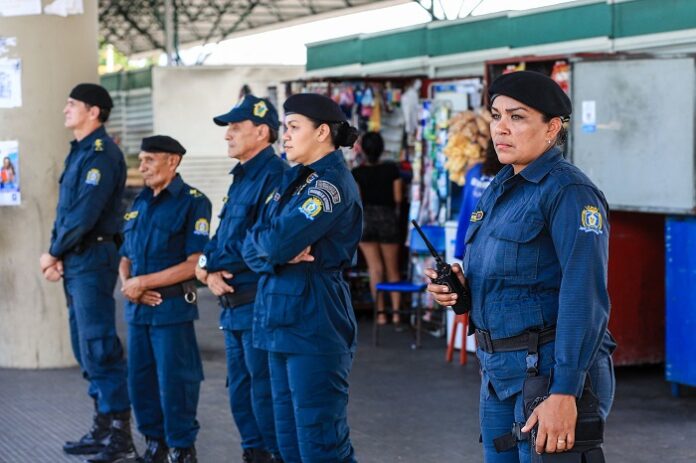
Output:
(124, 211), (139, 221)
(94, 139), (104, 151)
(298, 196), (323, 221)
(85, 168), (101, 185)
(579, 205), (603, 235)
(193, 218), (210, 236)
(308, 180), (341, 213)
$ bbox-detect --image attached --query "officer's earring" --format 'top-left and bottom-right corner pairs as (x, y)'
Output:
(546, 139), (551, 145)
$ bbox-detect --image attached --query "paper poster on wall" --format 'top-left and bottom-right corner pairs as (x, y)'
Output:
(0, 37), (17, 57)
(581, 100), (597, 133)
(0, 140), (21, 206)
(0, 0), (41, 16)
(44, 0), (84, 16)
(0, 59), (21, 108)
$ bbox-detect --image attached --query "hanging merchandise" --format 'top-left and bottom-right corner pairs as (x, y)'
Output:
(550, 60), (570, 94)
(367, 88), (381, 132)
(502, 62), (526, 75)
(443, 108), (492, 186)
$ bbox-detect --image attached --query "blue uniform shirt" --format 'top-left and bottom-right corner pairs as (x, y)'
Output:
(463, 148), (615, 400)
(242, 150), (363, 354)
(454, 163), (495, 260)
(50, 126), (126, 260)
(121, 174), (212, 326)
(203, 146), (288, 331)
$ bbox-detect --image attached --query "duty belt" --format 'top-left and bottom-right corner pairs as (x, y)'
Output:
(153, 279), (198, 303)
(475, 326), (556, 354)
(219, 286), (257, 309)
(73, 233), (116, 254)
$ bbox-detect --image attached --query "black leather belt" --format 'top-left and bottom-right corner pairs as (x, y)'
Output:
(73, 234), (115, 254)
(475, 326), (556, 354)
(153, 279), (198, 303)
(219, 286), (257, 309)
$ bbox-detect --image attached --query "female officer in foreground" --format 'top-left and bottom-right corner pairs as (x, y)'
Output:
(242, 93), (362, 463)
(427, 71), (615, 463)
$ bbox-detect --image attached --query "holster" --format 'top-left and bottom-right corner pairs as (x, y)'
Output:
(492, 328), (605, 463)
(526, 376), (605, 463)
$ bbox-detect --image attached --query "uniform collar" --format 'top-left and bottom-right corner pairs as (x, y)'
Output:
(307, 149), (344, 174)
(72, 125), (107, 151)
(233, 145), (275, 179)
(141, 173), (184, 201)
(519, 147), (563, 184)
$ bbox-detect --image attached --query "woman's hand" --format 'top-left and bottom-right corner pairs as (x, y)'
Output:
(289, 246), (314, 264)
(424, 263), (465, 306)
(121, 276), (146, 301)
(522, 393), (577, 454)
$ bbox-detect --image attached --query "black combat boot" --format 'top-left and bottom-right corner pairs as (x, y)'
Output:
(63, 403), (111, 455)
(85, 411), (138, 462)
(138, 437), (168, 463)
(167, 446), (197, 463)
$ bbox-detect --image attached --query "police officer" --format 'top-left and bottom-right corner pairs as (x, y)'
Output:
(119, 135), (211, 463)
(39, 83), (136, 462)
(427, 71), (615, 463)
(195, 95), (287, 463)
(242, 93), (362, 463)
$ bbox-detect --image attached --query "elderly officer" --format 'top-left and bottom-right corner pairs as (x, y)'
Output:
(119, 135), (211, 463)
(39, 83), (136, 462)
(242, 93), (362, 463)
(195, 95), (287, 463)
(427, 71), (615, 463)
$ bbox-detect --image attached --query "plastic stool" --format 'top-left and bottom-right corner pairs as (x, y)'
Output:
(446, 313), (469, 365)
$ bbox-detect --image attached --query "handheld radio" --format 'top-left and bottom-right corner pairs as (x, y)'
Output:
(411, 220), (471, 314)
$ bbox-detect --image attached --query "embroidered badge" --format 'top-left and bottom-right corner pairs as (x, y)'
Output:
(265, 190), (276, 204)
(94, 139), (104, 151)
(85, 168), (101, 186)
(580, 206), (603, 235)
(193, 218), (210, 236)
(470, 210), (484, 222)
(124, 211), (139, 221)
(253, 101), (269, 118)
(222, 196), (228, 204)
(294, 172), (319, 196)
(273, 192), (281, 202)
(189, 188), (203, 198)
(299, 197), (323, 221)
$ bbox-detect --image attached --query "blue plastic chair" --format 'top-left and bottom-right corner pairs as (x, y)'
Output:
(373, 224), (445, 348)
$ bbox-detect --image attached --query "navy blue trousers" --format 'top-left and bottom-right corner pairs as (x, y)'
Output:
(64, 267), (129, 414)
(268, 351), (356, 463)
(480, 354), (615, 463)
(128, 322), (203, 448)
(224, 328), (278, 455)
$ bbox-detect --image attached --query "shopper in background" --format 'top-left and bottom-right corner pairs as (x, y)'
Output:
(426, 71), (615, 463)
(242, 93), (362, 463)
(352, 131), (404, 326)
(453, 141), (503, 260)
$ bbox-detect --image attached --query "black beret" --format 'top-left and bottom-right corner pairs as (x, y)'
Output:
(141, 135), (186, 155)
(488, 71), (572, 118)
(283, 93), (347, 123)
(69, 83), (113, 109)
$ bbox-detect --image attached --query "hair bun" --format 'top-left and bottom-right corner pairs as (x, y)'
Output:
(337, 123), (359, 147)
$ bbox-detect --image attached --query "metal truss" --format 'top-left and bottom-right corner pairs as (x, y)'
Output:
(99, 0), (377, 62)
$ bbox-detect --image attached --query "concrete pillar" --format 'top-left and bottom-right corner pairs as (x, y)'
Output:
(0, 3), (99, 367)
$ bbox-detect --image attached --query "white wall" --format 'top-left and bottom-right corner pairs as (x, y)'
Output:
(151, 65), (303, 224)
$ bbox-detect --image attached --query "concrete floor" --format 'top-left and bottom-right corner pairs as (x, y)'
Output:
(1, 291), (695, 463)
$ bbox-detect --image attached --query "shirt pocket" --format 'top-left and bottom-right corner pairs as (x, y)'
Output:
(121, 219), (137, 257)
(487, 219), (544, 280)
(462, 221), (483, 275)
(263, 271), (307, 328)
(150, 214), (185, 256)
